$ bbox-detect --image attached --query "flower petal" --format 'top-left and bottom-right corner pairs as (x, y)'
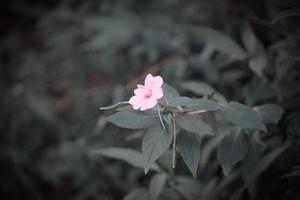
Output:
(134, 87), (147, 95)
(151, 88), (163, 99)
(140, 97), (157, 111)
(153, 76), (163, 88)
(144, 74), (154, 88)
(129, 95), (144, 110)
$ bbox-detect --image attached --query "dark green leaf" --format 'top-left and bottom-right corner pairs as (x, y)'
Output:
(169, 97), (219, 111)
(178, 130), (202, 177)
(142, 124), (173, 174)
(217, 129), (249, 175)
(242, 24), (267, 78)
(163, 83), (180, 103)
(176, 114), (213, 136)
(106, 111), (158, 129)
(169, 97), (194, 107)
(90, 147), (159, 171)
(149, 173), (168, 200)
(186, 25), (246, 60)
(253, 104), (284, 124)
(220, 102), (267, 131)
(181, 81), (227, 103)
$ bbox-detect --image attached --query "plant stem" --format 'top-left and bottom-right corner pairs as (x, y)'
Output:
(99, 101), (129, 110)
(171, 112), (177, 168)
(157, 104), (166, 130)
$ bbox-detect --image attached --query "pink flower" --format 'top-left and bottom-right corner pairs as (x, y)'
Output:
(129, 74), (164, 111)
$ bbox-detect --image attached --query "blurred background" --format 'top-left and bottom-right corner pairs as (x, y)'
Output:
(1, 0), (300, 199)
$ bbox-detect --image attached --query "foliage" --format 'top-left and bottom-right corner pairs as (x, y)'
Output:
(1, 0), (300, 200)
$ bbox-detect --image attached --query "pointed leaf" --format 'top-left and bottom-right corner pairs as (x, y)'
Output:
(178, 130), (202, 177)
(186, 25), (246, 59)
(91, 147), (160, 171)
(242, 24), (267, 78)
(106, 111), (158, 129)
(181, 81), (227, 103)
(163, 83), (180, 103)
(142, 124), (173, 174)
(169, 97), (219, 111)
(253, 104), (284, 124)
(220, 102), (267, 131)
(217, 129), (249, 175)
(176, 114), (213, 136)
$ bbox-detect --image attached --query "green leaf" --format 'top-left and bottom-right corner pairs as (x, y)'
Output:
(142, 124), (173, 174)
(123, 188), (150, 200)
(181, 81), (227, 103)
(186, 25), (246, 60)
(178, 130), (202, 177)
(106, 111), (158, 129)
(91, 147), (160, 171)
(169, 97), (219, 111)
(157, 149), (173, 174)
(242, 24), (267, 78)
(220, 102), (267, 131)
(217, 129), (249, 175)
(169, 97), (194, 107)
(176, 114), (213, 136)
(253, 104), (284, 124)
(162, 83), (180, 103)
(149, 173), (168, 200)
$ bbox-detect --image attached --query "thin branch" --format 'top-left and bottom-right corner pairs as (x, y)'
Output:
(171, 112), (177, 168)
(157, 104), (166, 130)
(99, 101), (129, 110)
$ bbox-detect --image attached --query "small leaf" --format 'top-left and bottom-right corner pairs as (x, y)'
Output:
(217, 129), (249, 175)
(253, 104), (284, 124)
(186, 25), (246, 60)
(178, 130), (202, 177)
(91, 147), (160, 171)
(106, 111), (158, 129)
(242, 24), (267, 78)
(142, 124), (173, 174)
(220, 102), (267, 131)
(176, 114), (213, 136)
(123, 188), (150, 200)
(149, 173), (168, 200)
(181, 81), (227, 103)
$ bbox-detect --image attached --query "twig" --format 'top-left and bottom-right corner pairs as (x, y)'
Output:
(99, 101), (129, 110)
(157, 104), (166, 130)
(171, 112), (177, 168)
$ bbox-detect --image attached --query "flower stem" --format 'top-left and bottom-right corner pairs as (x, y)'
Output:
(171, 112), (177, 168)
(157, 104), (166, 130)
(99, 101), (129, 110)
